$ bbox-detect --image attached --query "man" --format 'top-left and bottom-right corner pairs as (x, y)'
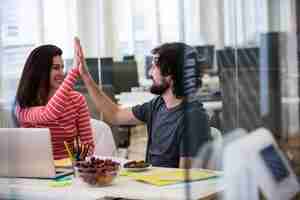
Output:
(76, 40), (210, 168)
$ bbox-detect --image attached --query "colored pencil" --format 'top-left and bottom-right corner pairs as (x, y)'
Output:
(64, 141), (74, 161)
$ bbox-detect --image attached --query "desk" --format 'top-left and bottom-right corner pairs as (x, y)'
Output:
(116, 92), (222, 111)
(0, 167), (223, 200)
(115, 92), (156, 109)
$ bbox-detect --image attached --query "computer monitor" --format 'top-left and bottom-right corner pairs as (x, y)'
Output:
(145, 55), (153, 79)
(86, 58), (100, 85)
(100, 57), (114, 85)
(194, 45), (215, 72)
(112, 61), (139, 94)
(123, 55), (135, 61)
(64, 58), (100, 90)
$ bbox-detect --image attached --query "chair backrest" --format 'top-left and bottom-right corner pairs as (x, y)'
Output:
(192, 128), (247, 170)
(0, 107), (16, 128)
(191, 127), (223, 169)
(222, 128), (300, 200)
(90, 119), (117, 157)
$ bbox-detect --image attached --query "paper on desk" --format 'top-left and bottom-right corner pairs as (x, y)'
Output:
(48, 175), (73, 187)
(48, 180), (72, 187)
(54, 158), (72, 168)
(120, 168), (219, 186)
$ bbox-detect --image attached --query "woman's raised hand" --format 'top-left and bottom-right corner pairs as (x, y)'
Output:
(74, 37), (91, 80)
(73, 37), (81, 68)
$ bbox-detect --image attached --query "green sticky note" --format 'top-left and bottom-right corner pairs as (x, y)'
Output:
(48, 180), (72, 187)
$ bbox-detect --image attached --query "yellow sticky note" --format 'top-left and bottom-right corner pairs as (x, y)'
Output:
(54, 158), (72, 168)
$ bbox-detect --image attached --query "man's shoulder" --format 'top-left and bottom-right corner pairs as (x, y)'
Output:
(185, 99), (208, 117)
(150, 95), (163, 104)
(186, 99), (204, 110)
(139, 95), (162, 107)
(148, 96), (164, 110)
(133, 96), (163, 115)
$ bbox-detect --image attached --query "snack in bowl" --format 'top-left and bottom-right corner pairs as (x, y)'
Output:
(74, 156), (120, 186)
(123, 160), (151, 171)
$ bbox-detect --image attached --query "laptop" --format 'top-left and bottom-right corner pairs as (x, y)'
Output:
(0, 128), (73, 179)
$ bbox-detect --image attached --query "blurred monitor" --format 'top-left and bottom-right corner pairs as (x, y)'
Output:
(145, 55), (153, 79)
(216, 47), (235, 71)
(237, 47), (259, 67)
(112, 61), (139, 94)
(100, 57), (113, 85)
(79, 58), (99, 90)
(65, 58), (100, 90)
(123, 55), (135, 61)
(86, 58), (100, 85)
(194, 45), (215, 72)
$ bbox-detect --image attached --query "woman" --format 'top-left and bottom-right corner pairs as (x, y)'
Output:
(15, 41), (94, 160)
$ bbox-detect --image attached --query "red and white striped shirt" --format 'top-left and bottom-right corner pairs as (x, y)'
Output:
(16, 68), (94, 160)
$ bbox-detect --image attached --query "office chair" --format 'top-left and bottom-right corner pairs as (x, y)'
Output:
(192, 128), (245, 170)
(90, 119), (117, 157)
(222, 128), (299, 200)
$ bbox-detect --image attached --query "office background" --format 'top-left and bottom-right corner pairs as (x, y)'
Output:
(0, 0), (300, 174)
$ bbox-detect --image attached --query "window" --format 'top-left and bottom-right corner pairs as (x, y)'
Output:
(0, 0), (41, 104)
(132, 0), (157, 55)
(158, 0), (180, 43)
(114, 0), (185, 57)
(114, 0), (133, 56)
(224, 0), (268, 46)
(43, 0), (76, 59)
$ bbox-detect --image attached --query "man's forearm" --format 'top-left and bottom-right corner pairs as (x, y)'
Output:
(82, 75), (119, 124)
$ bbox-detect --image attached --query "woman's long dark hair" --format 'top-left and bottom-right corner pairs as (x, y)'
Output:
(16, 45), (62, 108)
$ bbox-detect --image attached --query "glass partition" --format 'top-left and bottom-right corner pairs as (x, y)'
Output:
(0, 0), (299, 199)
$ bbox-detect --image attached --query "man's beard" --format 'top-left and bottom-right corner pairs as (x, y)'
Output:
(150, 78), (170, 95)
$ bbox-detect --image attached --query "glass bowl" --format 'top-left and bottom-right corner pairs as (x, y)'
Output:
(74, 158), (120, 186)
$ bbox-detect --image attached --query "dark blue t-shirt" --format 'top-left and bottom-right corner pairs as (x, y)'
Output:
(132, 96), (210, 168)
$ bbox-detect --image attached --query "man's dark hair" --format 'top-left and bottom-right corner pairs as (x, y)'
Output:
(16, 45), (63, 108)
(151, 42), (201, 98)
